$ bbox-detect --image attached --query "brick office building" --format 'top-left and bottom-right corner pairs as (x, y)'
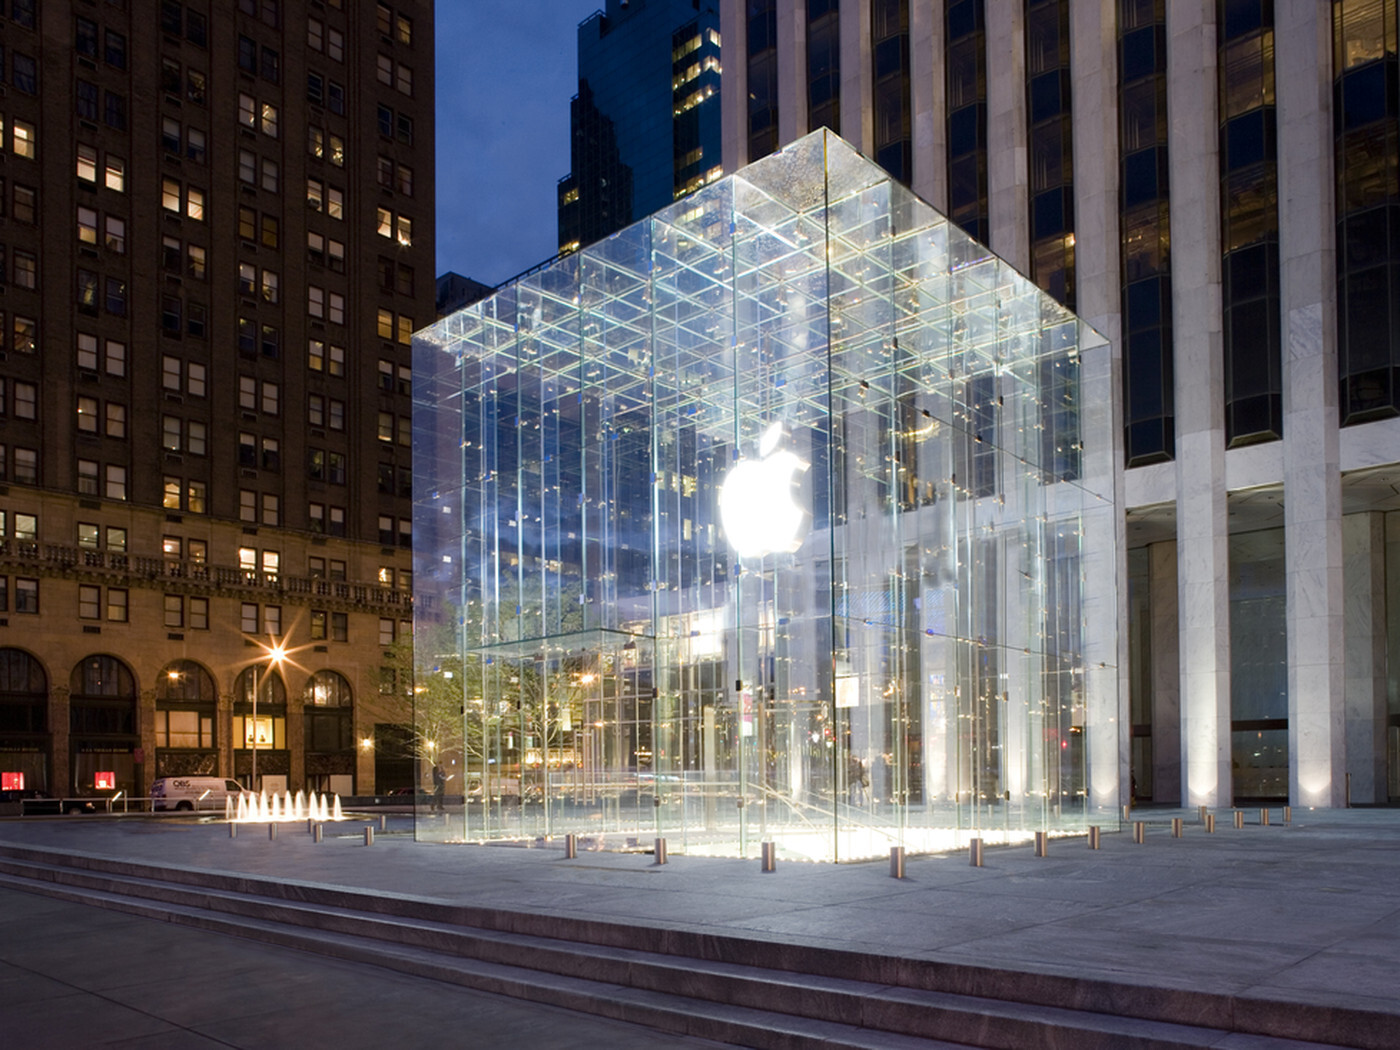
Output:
(0, 0), (433, 800)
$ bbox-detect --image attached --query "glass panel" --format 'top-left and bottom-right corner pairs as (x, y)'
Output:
(413, 130), (1117, 861)
(1229, 526), (1289, 801)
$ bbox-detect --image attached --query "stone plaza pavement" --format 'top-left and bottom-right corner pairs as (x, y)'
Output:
(0, 806), (1397, 1048)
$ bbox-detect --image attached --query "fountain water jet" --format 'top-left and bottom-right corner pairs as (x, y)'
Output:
(228, 791), (345, 824)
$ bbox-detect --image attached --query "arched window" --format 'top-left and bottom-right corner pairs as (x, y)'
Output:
(234, 667), (287, 705)
(69, 654), (137, 796)
(70, 655), (136, 734)
(0, 648), (48, 792)
(154, 660), (217, 775)
(72, 654), (134, 700)
(304, 669), (352, 707)
(156, 660), (216, 703)
(0, 648), (46, 734)
(304, 670), (354, 793)
(232, 667), (287, 776)
(0, 648), (46, 694)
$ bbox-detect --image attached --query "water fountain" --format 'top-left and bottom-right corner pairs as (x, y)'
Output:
(227, 790), (346, 823)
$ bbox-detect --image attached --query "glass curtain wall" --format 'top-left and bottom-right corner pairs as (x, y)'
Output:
(946, 0), (988, 242)
(746, 0), (779, 162)
(415, 130), (1117, 862)
(1219, 0), (1282, 446)
(1118, 0), (1173, 466)
(872, 0), (911, 182)
(807, 0), (841, 135)
(1229, 528), (1289, 800)
(1025, 0), (1075, 309)
(1333, 0), (1400, 423)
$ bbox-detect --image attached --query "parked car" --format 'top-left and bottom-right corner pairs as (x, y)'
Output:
(150, 776), (247, 812)
(2, 790), (97, 815)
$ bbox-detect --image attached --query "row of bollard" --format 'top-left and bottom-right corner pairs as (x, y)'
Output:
(966, 804), (1292, 868)
(237, 804), (1294, 872)
(230, 813), (389, 844)
(537, 801), (1297, 877)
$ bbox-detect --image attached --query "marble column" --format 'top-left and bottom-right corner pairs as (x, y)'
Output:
(776, 0), (807, 145)
(1343, 513), (1388, 803)
(985, 0), (1027, 271)
(719, 0), (747, 171)
(838, 0), (872, 156)
(1068, 0), (1128, 810)
(1149, 541), (1182, 802)
(1167, 0), (1231, 807)
(908, 0), (943, 208)
(1276, 0), (1345, 807)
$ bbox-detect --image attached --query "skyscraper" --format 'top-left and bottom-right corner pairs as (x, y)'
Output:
(715, 0), (1400, 809)
(0, 0), (434, 801)
(558, 0), (722, 254)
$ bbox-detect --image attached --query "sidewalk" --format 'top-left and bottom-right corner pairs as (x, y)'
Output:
(0, 884), (737, 1050)
(3, 807), (1398, 1038)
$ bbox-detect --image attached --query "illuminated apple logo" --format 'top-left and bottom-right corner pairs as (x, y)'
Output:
(719, 422), (810, 559)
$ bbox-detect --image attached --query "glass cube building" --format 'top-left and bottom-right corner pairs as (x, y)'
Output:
(413, 130), (1119, 862)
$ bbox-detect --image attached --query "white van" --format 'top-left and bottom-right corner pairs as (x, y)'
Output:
(151, 776), (247, 812)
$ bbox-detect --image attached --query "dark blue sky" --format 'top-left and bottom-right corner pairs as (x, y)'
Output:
(435, 1), (603, 287)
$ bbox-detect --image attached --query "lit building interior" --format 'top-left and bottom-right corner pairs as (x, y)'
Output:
(414, 130), (1119, 861)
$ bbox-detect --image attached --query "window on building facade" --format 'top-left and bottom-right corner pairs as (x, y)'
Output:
(746, 0), (778, 161)
(1334, 0), (1400, 423)
(945, 0), (986, 237)
(1219, 0), (1282, 444)
(1118, 0), (1174, 465)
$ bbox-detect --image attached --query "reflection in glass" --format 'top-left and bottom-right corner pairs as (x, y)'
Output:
(415, 130), (1118, 862)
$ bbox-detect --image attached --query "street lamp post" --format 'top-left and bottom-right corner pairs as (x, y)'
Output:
(250, 643), (286, 793)
(252, 662), (259, 791)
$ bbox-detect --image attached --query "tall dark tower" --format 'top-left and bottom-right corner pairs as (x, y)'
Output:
(558, 0), (721, 254)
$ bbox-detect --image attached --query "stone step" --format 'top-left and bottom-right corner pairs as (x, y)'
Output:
(0, 843), (1368, 1050)
(0, 864), (968, 1050)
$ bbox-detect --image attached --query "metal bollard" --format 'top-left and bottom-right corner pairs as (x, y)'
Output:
(890, 845), (906, 878)
(313, 824), (323, 843)
(1171, 817), (1183, 838)
(564, 833), (577, 859)
(1034, 830), (1048, 857)
(229, 822), (237, 839)
(1133, 821), (1145, 844)
(969, 838), (984, 867)
(1122, 803), (1132, 821)
(364, 826), (374, 846)
(761, 840), (776, 873)
(1260, 808), (1270, 826)
(307, 818), (315, 835)
(1233, 810), (1244, 829)
(654, 837), (667, 865)
(1283, 805), (1291, 824)
(268, 823), (277, 841)
(1198, 805), (1208, 824)
(1087, 825), (1100, 850)
(379, 814), (387, 832)
(1205, 813), (1215, 833)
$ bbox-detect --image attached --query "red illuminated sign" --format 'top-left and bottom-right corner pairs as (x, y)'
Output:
(1, 772), (23, 791)
(94, 771), (115, 790)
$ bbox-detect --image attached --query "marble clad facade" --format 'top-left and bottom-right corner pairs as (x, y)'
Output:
(715, 0), (1400, 806)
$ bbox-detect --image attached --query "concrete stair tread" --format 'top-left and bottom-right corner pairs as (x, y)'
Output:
(0, 856), (1351, 1050)
(0, 868), (969, 1050)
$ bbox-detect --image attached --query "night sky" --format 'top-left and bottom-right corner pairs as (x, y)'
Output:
(435, 0), (603, 287)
